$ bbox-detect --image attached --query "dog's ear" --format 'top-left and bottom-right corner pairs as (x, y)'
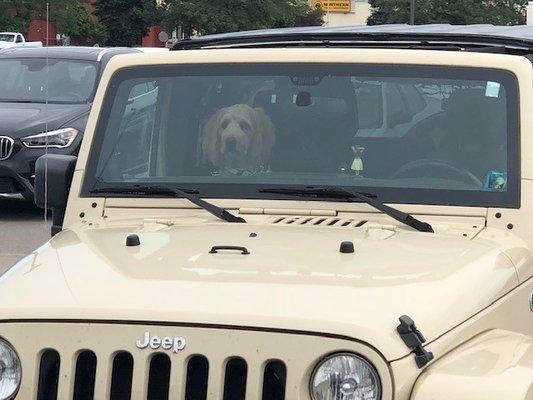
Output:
(252, 107), (276, 166)
(201, 109), (225, 167)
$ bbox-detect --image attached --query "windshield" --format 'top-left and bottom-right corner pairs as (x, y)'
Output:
(0, 34), (15, 42)
(85, 64), (519, 208)
(0, 58), (97, 104)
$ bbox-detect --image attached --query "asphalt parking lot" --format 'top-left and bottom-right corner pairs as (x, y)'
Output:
(0, 196), (50, 274)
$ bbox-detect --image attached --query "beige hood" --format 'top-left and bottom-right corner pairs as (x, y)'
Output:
(0, 222), (520, 361)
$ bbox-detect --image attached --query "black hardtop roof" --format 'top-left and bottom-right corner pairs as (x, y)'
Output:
(173, 24), (533, 53)
(0, 46), (139, 61)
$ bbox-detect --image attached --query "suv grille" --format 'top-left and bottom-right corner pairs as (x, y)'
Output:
(36, 350), (286, 400)
(0, 136), (14, 160)
(4, 322), (391, 400)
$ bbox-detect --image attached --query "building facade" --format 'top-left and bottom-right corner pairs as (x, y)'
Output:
(311, 0), (371, 26)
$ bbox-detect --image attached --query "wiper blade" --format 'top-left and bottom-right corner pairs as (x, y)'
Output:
(260, 187), (434, 233)
(91, 185), (246, 223)
(0, 99), (47, 104)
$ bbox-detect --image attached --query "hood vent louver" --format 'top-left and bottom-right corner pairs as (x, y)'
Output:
(269, 216), (367, 228)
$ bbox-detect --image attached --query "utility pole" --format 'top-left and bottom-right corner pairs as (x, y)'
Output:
(410, 0), (415, 25)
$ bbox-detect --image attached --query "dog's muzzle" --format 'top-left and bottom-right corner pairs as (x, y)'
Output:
(225, 137), (238, 153)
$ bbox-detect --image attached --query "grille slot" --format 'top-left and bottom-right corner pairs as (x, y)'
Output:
(223, 358), (248, 400)
(270, 216), (367, 228)
(147, 353), (171, 400)
(185, 355), (209, 400)
(262, 360), (287, 400)
(110, 352), (134, 400)
(0, 136), (14, 160)
(73, 350), (97, 400)
(37, 350), (60, 400)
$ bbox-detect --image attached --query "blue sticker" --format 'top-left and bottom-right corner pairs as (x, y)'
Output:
(484, 171), (507, 191)
(485, 81), (501, 98)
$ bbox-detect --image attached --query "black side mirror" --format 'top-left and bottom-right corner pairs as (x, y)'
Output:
(35, 154), (77, 236)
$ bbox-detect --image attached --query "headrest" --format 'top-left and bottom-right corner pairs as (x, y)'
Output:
(444, 88), (504, 121)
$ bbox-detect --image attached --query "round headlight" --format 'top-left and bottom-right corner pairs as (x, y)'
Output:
(0, 338), (21, 400)
(310, 353), (380, 400)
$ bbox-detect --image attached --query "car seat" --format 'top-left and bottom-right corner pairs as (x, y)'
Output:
(260, 78), (358, 173)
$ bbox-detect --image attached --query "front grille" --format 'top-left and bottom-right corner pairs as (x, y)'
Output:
(3, 322), (392, 400)
(0, 136), (14, 160)
(35, 350), (286, 400)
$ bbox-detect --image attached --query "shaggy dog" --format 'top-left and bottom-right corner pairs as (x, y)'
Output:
(201, 104), (276, 173)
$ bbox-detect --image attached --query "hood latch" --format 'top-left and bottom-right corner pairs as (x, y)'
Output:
(397, 315), (434, 368)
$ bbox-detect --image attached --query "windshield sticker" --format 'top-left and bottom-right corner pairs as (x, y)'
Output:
(485, 81), (501, 98)
(484, 171), (508, 191)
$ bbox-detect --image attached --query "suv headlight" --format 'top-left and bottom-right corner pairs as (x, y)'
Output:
(21, 128), (79, 148)
(310, 353), (380, 400)
(0, 338), (21, 400)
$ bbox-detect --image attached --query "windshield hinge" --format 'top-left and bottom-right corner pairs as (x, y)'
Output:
(240, 208), (337, 217)
(397, 315), (434, 368)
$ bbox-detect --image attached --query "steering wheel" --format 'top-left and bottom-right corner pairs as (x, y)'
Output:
(392, 159), (483, 187)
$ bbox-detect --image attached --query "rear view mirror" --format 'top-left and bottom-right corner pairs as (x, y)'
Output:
(295, 91), (312, 107)
(35, 154), (77, 236)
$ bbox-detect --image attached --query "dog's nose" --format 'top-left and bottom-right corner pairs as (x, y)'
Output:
(226, 138), (237, 152)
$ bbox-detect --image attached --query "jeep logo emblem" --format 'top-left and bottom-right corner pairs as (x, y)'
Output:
(136, 332), (186, 353)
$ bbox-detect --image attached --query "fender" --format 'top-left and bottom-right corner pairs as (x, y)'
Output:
(411, 330), (533, 400)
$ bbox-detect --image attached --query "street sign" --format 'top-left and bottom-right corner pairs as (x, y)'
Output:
(158, 31), (170, 43)
(312, 0), (351, 13)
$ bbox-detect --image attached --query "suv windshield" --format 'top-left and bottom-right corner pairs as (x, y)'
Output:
(0, 58), (97, 104)
(86, 64), (519, 208)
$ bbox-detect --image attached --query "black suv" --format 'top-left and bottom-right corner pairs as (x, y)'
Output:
(0, 46), (146, 200)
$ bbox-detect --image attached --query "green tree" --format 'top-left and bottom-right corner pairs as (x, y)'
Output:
(94, 0), (160, 46)
(0, 0), (106, 45)
(295, 7), (325, 27)
(53, 2), (107, 45)
(0, 0), (32, 35)
(44, 0), (107, 44)
(163, 0), (322, 37)
(368, 0), (528, 25)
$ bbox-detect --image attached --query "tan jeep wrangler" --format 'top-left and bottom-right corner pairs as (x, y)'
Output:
(1, 25), (532, 400)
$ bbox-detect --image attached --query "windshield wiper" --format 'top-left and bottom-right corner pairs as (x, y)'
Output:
(0, 99), (47, 104)
(259, 187), (434, 233)
(91, 185), (246, 223)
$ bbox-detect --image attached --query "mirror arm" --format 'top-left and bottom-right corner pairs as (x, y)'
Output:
(51, 208), (65, 237)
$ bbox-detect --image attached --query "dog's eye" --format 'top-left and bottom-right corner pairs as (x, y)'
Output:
(221, 120), (229, 129)
(239, 121), (251, 132)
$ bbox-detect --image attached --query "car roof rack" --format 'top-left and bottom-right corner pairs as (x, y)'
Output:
(172, 24), (533, 55)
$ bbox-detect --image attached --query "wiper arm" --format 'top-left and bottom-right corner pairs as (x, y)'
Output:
(260, 187), (434, 233)
(91, 185), (246, 223)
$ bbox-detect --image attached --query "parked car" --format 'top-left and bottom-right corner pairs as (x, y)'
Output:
(0, 32), (42, 49)
(0, 46), (152, 200)
(3, 25), (533, 399)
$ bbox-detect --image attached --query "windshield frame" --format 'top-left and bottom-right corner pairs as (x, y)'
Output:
(82, 63), (521, 209)
(0, 57), (100, 105)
